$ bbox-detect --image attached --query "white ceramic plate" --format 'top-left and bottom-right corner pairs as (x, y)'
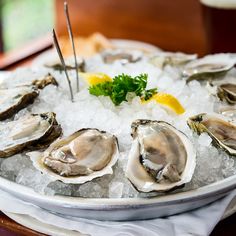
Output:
(0, 174), (236, 221)
(1, 41), (236, 221)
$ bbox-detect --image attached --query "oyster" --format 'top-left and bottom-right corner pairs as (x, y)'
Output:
(182, 54), (235, 82)
(219, 107), (236, 119)
(44, 57), (85, 72)
(217, 83), (236, 104)
(29, 128), (119, 184)
(149, 52), (197, 68)
(205, 75), (236, 105)
(187, 113), (236, 155)
(0, 112), (62, 158)
(0, 74), (58, 121)
(102, 49), (142, 64)
(126, 120), (196, 192)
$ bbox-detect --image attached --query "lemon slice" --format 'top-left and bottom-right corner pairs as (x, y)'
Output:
(79, 72), (112, 85)
(144, 93), (185, 114)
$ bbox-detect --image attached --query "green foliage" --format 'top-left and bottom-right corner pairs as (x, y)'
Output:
(2, 0), (54, 51)
(89, 82), (113, 97)
(89, 74), (157, 106)
(143, 88), (158, 101)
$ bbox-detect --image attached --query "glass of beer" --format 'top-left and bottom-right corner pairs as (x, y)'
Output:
(200, 0), (236, 53)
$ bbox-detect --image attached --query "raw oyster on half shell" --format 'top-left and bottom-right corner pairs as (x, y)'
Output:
(0, 112), (62, 158)
(149, 52), (197, 68)
(217, 83), (236, 105)
(0, 74), (58, 121)
(188, 113), (236, 156)
(102, 49), (142, 64)
(29, 128), (119, 184)
(182, 54), (235, 82)
(126, 119), (196, 192)
(206, 77), (236, 105)
(219, 107), (236, 119)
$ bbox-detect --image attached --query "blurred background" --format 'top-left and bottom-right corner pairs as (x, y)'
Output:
(1, 0), (235, 69)
(0, 0), (206, 54)
(0, 0), (54, 52)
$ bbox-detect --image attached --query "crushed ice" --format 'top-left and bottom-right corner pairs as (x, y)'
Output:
(0, 53), (236, 198)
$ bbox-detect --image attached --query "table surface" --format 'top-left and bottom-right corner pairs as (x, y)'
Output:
(0, 54), (236, 236)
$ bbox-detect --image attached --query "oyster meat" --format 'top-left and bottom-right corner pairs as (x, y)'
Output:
(149, 52), (197, 68)
(126, 120), (196, 192)
(29, 128), (119, 184)
(0, 112), (62, 158)
(188, 113), (236, 155)
(182, 54), (235, 82)
(102, 49), (142, 64)
(0, 74), (58, 121)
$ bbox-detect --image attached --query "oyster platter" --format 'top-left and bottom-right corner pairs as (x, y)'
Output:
(1, 33), (236, 220)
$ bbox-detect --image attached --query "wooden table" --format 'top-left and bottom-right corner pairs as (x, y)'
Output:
(0, 53), (236, 236)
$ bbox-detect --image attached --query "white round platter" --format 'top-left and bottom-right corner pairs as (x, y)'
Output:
(0, 174), (235, 221)
(1, 42), (236, 221)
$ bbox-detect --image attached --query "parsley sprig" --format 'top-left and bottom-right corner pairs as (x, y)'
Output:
(89, 74), (157, 105)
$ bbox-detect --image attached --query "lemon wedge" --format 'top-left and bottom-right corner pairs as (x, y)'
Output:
(79, 72), (112, 86)
(144, 93), (185, 114)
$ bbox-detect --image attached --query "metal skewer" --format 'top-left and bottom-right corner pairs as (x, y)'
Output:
(64, 1), (80, 92)
(52, 29), (74, 102)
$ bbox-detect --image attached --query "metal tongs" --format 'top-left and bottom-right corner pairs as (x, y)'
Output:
(52, 1), (80, 102)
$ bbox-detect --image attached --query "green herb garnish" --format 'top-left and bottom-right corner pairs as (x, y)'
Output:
(89, 73), (157, 105)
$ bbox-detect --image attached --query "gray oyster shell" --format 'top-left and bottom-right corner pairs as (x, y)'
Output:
(149, 52), (197, 68)
(0, 74), (58, 121)
(0, 112), (62, 158)
(217, 83), (236, 104)
(102, 49), (142, 64)
(187, 113), (236, 156)
(183, 54), (235, 82)
(206, 76), (236, 105)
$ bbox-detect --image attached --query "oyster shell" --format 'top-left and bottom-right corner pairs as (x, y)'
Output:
(205, 75), (236, 105)
(0, 112), (62, 158)
(217, 83), (236, 104)
(0, 74), (58, 121)
(219, 107), (236, 119)
(182, 54), (235, 82)
(126, 120), (196, 192)
(102, 49), (142, 64)
(187, 113), (236, 155)
(149, 52), (197, 68)
(29, 128), (119, 184)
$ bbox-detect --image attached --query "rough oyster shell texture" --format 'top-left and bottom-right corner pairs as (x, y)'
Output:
(217, 83), (236, 105)
(0, 74), (58, 121)
(182, 54), (235, 82)
(149, 52), (197, 68)
(0, 112), (62, 158)
(188, 113), (236, 156)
